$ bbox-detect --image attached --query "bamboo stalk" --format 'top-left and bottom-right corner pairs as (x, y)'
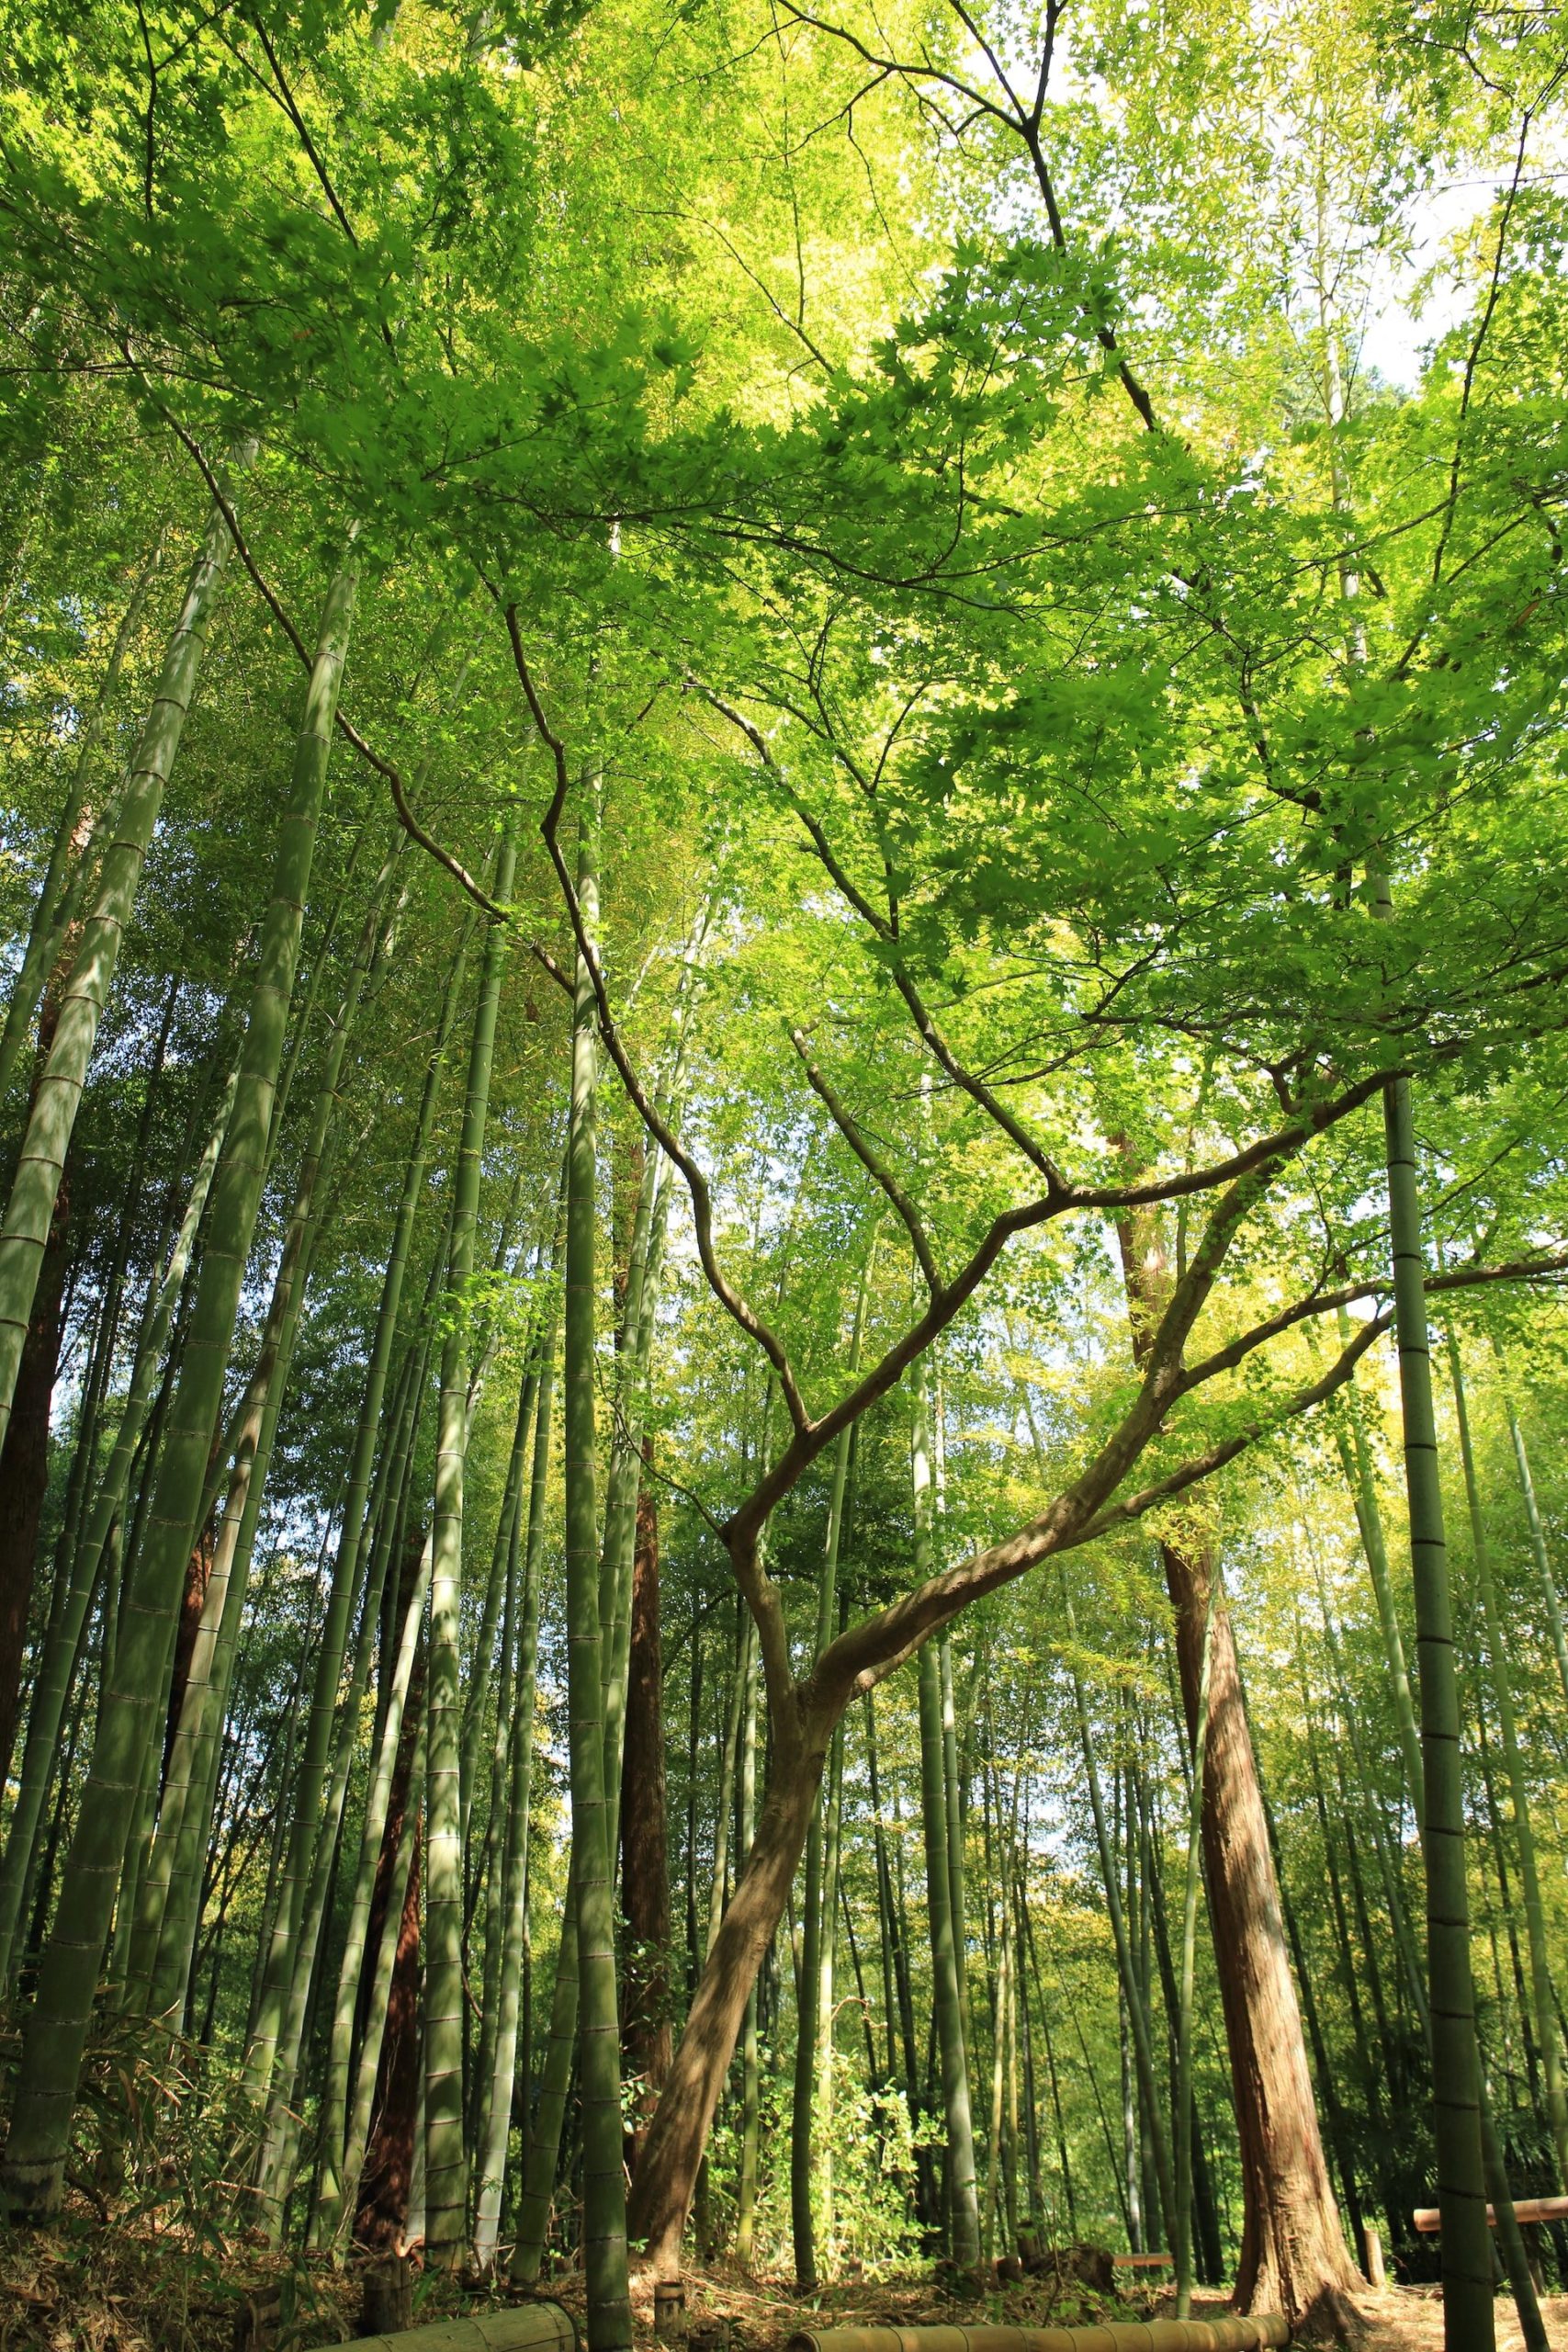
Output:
(786, 2320), (1290, 2352)
(1414, 2193), (1568, 2231)
(340, 2301), (576, 2352)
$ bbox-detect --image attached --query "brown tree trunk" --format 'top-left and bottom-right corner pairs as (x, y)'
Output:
(625, 1721), (823, 2276)
(0, 1167), (71, 1791)
(355, 1816), (423, 2254)
(362, 1574), (426, 2045)
(162, 1499), (217, 1783)
(621, 1450), (671, 2176)
(1113, 1182), (1358, 2337)
(1165, 1536), (1359, 2334)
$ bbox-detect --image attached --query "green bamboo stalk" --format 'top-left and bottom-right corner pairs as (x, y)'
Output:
(137, 883), (389, 2018)
(315, 1522), (435, 2250)
(425, 824), (517, 2268)
(1335, 1311), (1424, 1831)
(1380, 1068), (1493, 2342)
(472, 1314), (557, 2270)
(459, 1364), (532, 1855)
(0, 541), (351, 2226)
(913, 1351), (980, 2272)
(468, 1374), (534, 2154)
(0, 539), (164, 1108)
(239, 898), (470, 2132)
(0, 478), (246, 1453)
(1506, 1399), (1568, 1718)
(559, 808), (632, 2352)
(0, 1055), (237, 1984)
(792, 1258), (869, 2289)
(1447, 1329), (1568, 2186)
(818, 1692), (845, 2261)
(1060, 1583), (1175, 2254)
(507, 1134), (669, 2288)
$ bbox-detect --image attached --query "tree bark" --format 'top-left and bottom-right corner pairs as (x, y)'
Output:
(1111, 1188), (1357, 2335)
(1163, 1535), (1357, 2329)
(626, 1738), (824, 2278)
(356, 1816), (424, 2256)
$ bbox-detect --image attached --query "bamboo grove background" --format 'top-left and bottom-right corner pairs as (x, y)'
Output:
(0, 0), (1566, 2346)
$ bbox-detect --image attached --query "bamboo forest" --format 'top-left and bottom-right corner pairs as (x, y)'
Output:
(1, 3), (1567, 2350)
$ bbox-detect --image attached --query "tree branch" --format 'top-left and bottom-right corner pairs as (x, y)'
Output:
(502, 605), (810, 1432)
(788, 1025), (941, 1292)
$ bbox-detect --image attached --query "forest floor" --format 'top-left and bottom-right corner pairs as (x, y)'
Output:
(3, 2233), (1566, 2352)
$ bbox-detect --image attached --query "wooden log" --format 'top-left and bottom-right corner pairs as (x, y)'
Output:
(333, 2303), (576, 2352)
(1413, 2194), (1568, 2233)
(786, 2320), (1290, 2352)
(1359, 2223), (1385, 2290)
(1111, 2254), (1173, 2268)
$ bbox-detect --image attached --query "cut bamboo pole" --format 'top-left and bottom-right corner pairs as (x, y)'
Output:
(336, 2303), (576, 2352)
(1414, 2194), (1568, 2232)
(786, 2321), (1289, 2352)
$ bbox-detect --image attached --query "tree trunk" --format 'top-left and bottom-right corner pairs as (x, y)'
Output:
(0, 1061), (236, 1982)
(0, 542), (353, 2225)
(913, 1353), (980, 2271)
(424, 827), (516, 2267)
(625, 1736), (825, 2278)
(0, 1155), (71, 1788)
(356, 1815), (424, 2256)
(472, 1331), (554, 2270)
(622, 1450), (671, 2177)
(1381, 1069), (1494, 2345)
(561, 810), (632, 2352)
(1448, 1330), (1568, 2187)
(0, 480), (243, 1454)
(1164, 1535), (1357, 2328)
(1111, 1191), (1356, 2333)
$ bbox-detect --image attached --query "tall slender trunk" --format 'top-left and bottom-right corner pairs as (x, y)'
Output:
(1174, 1577), (1217, 2318)
(1448, 1332), (1568, 2185)
(734, 1634), (761, 2267)
(0, 541), (164, 1108)
(240, 922), (469, 2146)
(141, 855), (401, 2018)
(799, 1261), (869, 2286)
(0, 480), (244, 1453)
(472, 1322), (556, 2269)
(621, 1452), (671, 2175)
(1060, 1584), (1174, 2256)
(355, 1801), (424, 2256)
(625, 1727), (825, 2278)
(0, 545), (352, 2226)
(0, 1053), (239, 1979)
(561, 811), (632, 2351)
(791, 1310), (859, 2287)
(0, 1135), (73, 1783)
(319, 1521), (434, 2249)
(914, 1354), (980, 2272)
(1110, 1199), (1353, 2327)
(1381, 1069), (1493, 2344)
(1506, 1401), (1568, 1718)
(423, 827), (516, 2267)
(1336, 1320), (1424, 1828)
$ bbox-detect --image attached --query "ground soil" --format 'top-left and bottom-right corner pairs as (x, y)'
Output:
(2, 2238), (1564, 2352)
